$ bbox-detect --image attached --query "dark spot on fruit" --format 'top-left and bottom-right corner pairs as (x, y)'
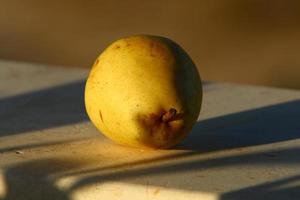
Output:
(136, 108), (185, 146)
(115, 45), (120, 49)
(161, 108), (178, 123)
(149, 128), (153, 136)
(172, 113), (184, 121)
(126, 43), (131, 47)
(99, 110), (104, 123)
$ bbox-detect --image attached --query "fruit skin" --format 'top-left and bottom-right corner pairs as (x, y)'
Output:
(85, 35), (202, 149)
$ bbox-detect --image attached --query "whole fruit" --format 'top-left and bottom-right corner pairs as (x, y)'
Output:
(85, 35), (202, 149)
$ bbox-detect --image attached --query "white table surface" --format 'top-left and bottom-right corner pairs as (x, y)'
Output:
(0, 59), (300, 200)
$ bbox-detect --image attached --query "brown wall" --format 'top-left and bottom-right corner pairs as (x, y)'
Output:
(1, 0), (300, 88)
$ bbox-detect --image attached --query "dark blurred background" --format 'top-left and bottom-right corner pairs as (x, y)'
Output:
(1, 0), (299, 89)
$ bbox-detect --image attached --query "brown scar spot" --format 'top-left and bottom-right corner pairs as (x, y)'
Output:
(99, 110), (104, 123)
(162, 130), (170, 141)
(149, 127), (154, 136)
(161, 108), (178, 123)
(115, 45), (120, 49)
(137, 108), (184, 141)
(126, 43), (131, 47)
(172, 113), (184, 121)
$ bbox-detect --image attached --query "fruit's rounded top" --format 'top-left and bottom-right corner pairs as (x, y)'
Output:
(104, 35), (189, 58)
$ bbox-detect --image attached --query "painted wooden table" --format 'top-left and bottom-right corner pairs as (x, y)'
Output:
(0, 59), (300, 200)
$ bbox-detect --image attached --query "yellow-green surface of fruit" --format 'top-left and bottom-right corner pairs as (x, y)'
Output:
(85, 35), (202, 149)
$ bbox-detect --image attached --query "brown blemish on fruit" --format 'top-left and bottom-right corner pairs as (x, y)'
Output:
(99, 110), (104, 123)
(150, 42), (154, 48)
(95, 59), (99, 65)
(148, 127), (154, 136)
(161, 108), (177, 123)
(148, 41), (169, 59)
(171, 112), (184, 121)
(149, 42), (156, 57)
(115, 45), (120, 49)
(137, 108), (185, 144)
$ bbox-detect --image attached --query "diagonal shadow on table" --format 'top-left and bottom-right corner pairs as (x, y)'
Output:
(0, 80), (88, 137)
(0, 158), (82, 200)
(221, 174), (300, 200)
(179, 99), (300, 151)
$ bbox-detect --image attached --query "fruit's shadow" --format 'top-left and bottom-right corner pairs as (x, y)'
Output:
(0, 80), (88, 137)
(178, 99), (300, 151)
